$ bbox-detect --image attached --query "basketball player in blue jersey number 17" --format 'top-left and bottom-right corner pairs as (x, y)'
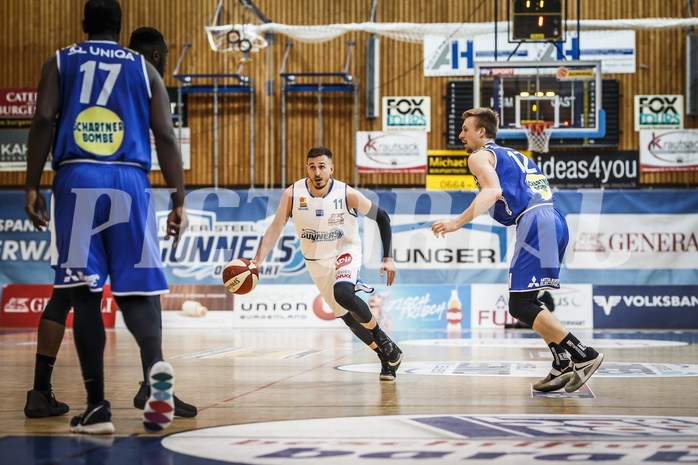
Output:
(22, 26), (196, 422)
(253, 146), (403, 380)
(24, 0), (186, 434)
(432, 107), (604, 393)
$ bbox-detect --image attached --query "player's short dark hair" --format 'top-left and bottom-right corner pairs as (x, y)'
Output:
(462, 107), (499, 139)
(83, 0), (122, 36)
(128, 27), (166, 54)
(307, 146), (333, 160)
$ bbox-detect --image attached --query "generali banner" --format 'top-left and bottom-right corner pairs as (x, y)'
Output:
(0, 283), (117, 328)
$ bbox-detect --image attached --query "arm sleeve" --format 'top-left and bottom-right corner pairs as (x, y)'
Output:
(366, 202), (392, 259)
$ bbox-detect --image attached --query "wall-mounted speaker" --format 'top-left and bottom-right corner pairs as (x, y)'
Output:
(365, 36), (380, 119)
(688, 34), (698, 115)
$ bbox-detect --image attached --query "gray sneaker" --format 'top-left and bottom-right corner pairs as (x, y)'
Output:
(533, 366), (573, 392)
(564, 353), (604, 393)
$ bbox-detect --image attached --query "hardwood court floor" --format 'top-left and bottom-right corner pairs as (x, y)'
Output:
(1, 327), (697, 464)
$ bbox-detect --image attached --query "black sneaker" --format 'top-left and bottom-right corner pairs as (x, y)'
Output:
(374, 330), (403, 367)
(379, 360), (396, 381)
(24, 389), (70, 418)
(133, 381), (197, 418)
(69, 400), (114, 435)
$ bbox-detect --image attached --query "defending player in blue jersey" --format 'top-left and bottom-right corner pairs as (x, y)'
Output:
(22, 26), (196, 423)
(431, 107), (604, 393)
(24, 0), (186, 434)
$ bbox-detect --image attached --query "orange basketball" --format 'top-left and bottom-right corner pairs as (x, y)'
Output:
(222, 258), (259, 294)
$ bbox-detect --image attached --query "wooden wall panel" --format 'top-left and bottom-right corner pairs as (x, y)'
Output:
(1, 0), (696, 189)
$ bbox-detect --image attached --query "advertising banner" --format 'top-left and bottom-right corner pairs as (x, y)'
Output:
(634, 95), (684, 131)
(534, 150), (638, 188)
(593, 285), (698, 329)
(160, 284), (234, 311)
(355, 131), (427, 174)
(0, 283), (117, 328)
(471, 284), (594, 329)
(232, 284), (344, 328)
(0, 128), (190, 172)
(566, 213), (698, 270)
(2, 189), (698, 320)
(424, 30), (635, 77)
(426, 150), (477, 191)
(555, 190), (698, 285)
(639, 129), (698, 172)
(381, 96), (431, 132)
(0, 88), (36, 119)
(0, 129), (52, 172)
(359, 285), (470, 333)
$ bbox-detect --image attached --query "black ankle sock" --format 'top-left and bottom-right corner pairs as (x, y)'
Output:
(561, 333), (598, 363)
(34, 354), (56, 392)
(548, 342), (571, 369)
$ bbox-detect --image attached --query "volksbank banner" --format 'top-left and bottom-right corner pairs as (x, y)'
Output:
(593, 285), (698, 329)
(0, 189), (696, 300)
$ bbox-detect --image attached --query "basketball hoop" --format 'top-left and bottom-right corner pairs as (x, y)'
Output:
(521, 120), (555, 153)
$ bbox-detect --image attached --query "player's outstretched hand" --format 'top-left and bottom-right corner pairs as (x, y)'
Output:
(431, 219), (460, 238)
(165, 206), (188, 247)
(380, 257), (396, 286)
(25, 188), (49, 231)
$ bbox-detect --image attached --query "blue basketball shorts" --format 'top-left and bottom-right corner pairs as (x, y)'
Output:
(509, 205), (569, 292)
(52, 162), (169, 295)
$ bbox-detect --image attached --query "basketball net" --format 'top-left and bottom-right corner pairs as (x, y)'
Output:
(521, 121), (554, 153)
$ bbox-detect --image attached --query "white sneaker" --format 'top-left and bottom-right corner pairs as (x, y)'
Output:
(564, 353), (604, 393)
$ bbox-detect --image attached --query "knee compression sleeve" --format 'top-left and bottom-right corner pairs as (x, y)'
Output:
(333, 281), (373, 324)
(509, 290), (546, 327)
(340, 312), (375, 346)
(41, 287), (73, 324)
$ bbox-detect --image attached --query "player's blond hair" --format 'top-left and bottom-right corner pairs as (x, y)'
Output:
(462, 107), (499, 139)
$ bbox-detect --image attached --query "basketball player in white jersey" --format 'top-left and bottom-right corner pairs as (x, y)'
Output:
(253, 146), (403, 380)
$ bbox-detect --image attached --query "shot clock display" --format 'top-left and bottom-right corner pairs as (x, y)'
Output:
(510, 0), (565, 42)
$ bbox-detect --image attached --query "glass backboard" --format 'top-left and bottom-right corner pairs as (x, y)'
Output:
(474, 60), (605, 139)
